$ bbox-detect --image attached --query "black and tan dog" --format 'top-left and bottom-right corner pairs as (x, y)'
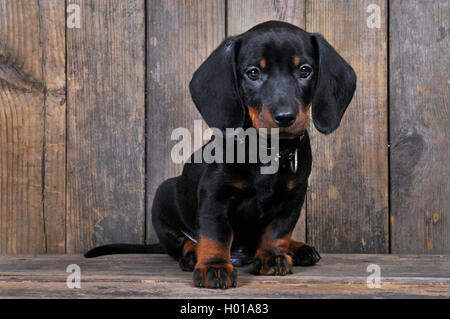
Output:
(85, 21), (356, 289)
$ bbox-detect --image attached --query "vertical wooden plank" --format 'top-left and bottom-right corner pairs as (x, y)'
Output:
(390, 0), (449, 254)
(146, 0), (225, 243)
(227, 0), (306, 35)
(227, 0), (307, 243)
(306, 0), (389, 252)
(67, 0), (146, 253)
(40, 0), (66, 254)
(0, 0), (47, 253)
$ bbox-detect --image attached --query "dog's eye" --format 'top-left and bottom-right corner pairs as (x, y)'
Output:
(298, 65), (313, 79)
(246, 68), (261, 81)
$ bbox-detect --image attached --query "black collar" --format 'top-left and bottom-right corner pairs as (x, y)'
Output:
(231, 130), (306, 173)
(272, 131), (306, 159)
(269, 132), (306, 174)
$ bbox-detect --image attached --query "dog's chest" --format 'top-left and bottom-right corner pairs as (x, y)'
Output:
(231, 170), (298, 219)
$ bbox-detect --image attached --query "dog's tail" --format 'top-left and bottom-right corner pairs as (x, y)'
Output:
(84, 243), (166, 258)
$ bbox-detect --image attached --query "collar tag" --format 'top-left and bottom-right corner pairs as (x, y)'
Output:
(290, 148), (298, 174)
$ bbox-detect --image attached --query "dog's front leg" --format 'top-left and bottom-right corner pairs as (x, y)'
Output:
(193, 195), (237, 289)
(252, 209), (321, 275)
(252, 224), (295, 276)
(252, 203), (303, 276)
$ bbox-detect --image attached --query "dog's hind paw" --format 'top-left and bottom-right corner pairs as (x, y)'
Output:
(179, 251), (196, 272)
(288, 245), (321, 266)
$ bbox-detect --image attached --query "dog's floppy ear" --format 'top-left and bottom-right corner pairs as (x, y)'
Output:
(310, 34), (357, 134)
(189, 37), (245, 131)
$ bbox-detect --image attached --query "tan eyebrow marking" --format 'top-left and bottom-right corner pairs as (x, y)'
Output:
(294, 56), (301, 66)
(259, 59), (266, 69)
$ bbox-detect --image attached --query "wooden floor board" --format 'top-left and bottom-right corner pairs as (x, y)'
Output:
(0, 254), (448, 298)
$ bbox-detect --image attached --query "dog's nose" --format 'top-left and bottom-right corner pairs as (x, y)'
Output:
(273, 111), (296, 127)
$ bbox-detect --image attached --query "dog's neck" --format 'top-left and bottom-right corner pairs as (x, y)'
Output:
(265, 132), (305, 156)
(242, 117), (305, 158)
(227, 128), (305, 169)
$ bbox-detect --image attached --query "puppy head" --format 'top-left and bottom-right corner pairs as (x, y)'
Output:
(189, 21), (356, 136)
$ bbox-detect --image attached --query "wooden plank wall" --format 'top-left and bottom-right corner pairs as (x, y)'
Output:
(146, 0), (225, 244)
(66, 0), (146, 253)
(0, 0), (448, 254)
(390, 0), (449, 254)
(0, 0), (65, 253)
(306, 0), (389, 253)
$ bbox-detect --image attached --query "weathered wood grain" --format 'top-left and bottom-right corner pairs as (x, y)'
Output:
(227, 0), (307, 243)
(390, 0), (449, 254)
(306, 0), (389, 253)
(146, 0), (225, 243)
(67, 0), (146, 253)
(227, 0), (306, 36)
(0, 0), (65, 253)
(40, 0), (66, 254)
(0, 254), (448, 298)
(0, 0), (447, 255)
(0, 0), (44, 254)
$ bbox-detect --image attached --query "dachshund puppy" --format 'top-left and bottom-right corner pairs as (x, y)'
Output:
(85, 21), (356, 289)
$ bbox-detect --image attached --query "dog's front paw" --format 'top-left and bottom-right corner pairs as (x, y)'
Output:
(288, 245), (321, 266)
(252, 251), (293, 276)
(193, 262), (237, 289)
